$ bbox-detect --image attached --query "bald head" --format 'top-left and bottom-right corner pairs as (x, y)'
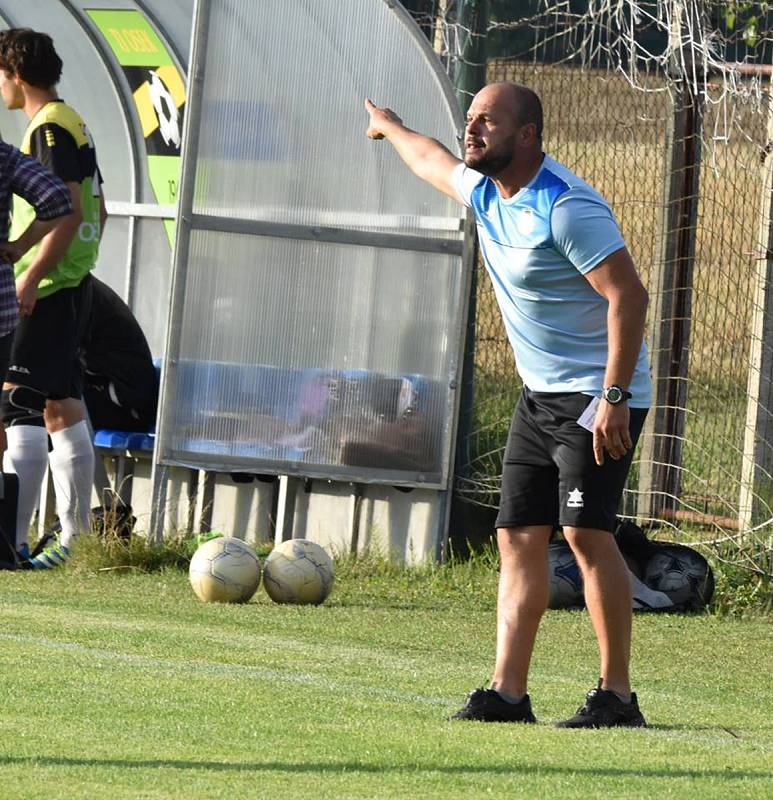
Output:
(473, 82), (543, 143)
(464, 82), (545, 178)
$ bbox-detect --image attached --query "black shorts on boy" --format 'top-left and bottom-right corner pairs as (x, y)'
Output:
(6, 274), (93, 400)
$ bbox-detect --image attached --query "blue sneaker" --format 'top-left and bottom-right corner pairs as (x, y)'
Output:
(28, 542), (71, 569)
(16, 542), (29, 560)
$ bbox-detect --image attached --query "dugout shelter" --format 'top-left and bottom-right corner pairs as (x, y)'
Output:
(0, 0), (474, 562)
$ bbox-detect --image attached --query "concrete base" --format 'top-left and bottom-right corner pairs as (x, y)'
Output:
(96, 453), (446, 562)
(89, 446), (446, 565)
(288, 480), (444, 564)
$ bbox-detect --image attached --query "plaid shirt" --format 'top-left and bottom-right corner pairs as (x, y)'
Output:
(0, 141), (73, 335)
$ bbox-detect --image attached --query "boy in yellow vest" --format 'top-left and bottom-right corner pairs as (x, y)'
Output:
(0, 28), (107, 568)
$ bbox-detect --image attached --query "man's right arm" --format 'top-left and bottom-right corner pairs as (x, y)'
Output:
(364, 99), (463, 202)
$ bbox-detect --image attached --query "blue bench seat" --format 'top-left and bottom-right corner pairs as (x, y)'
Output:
(93, 429), (155, 452)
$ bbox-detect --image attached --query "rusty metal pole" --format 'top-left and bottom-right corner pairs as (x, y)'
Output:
(638, 4), (704, 522)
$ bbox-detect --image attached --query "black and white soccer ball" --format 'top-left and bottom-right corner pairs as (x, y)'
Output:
(263, 539), (334, 605)
(548, 541), (584, 609)
(643, 545), (714, 610)
(148, 69), (181, 147)
(189, 536), (262, 603)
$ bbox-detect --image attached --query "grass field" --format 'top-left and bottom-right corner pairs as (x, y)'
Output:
(0, 557), (771, 800)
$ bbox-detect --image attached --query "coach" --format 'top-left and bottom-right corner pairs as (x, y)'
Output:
(365, 82), (652, 728)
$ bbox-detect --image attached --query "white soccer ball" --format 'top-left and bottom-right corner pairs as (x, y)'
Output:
(189, 536), (262, 603)
(148, 69), (180, 147)
(547, 541), (584, 609)
(263, 539), (334, 605)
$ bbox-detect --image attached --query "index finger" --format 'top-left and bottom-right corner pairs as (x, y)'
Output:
(593, 430), (604, 467)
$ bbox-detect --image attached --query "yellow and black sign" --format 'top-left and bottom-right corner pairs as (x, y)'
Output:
(87, 8), (185, 244)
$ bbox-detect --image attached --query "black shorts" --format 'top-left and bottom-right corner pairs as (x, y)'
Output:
(7, 275), (93, 400)
(496, 388), (648, 533)
(0, 330), (13, 382)
(83, 382), (155, 432)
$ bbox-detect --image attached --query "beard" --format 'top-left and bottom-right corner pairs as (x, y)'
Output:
(464, 136), (516, 177)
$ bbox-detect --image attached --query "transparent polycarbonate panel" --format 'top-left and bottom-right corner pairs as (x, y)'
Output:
(0, 0), (133, 202)
(158, 230), (463, 484)
(126, 0), (194, 66)
(191, 0), (462, 239)
(132, 218), (173, 357)
(92, 215), (130, 299)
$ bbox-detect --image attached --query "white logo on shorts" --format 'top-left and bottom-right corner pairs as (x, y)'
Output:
(567, 488), (584, 508)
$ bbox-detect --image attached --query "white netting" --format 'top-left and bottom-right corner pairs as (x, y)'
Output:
(404, 1), (773, 575)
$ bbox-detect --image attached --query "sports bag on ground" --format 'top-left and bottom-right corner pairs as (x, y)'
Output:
(547, 519), (715, 612)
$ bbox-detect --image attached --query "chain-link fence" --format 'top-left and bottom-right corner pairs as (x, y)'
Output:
(407, 1), (773, 576)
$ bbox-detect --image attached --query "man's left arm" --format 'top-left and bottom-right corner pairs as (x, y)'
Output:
(583, 247), (649, 465)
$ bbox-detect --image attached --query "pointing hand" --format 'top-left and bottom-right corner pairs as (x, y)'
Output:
(365, 98), (403, 140)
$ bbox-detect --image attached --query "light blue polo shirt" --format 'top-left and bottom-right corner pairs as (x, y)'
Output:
(452, 156), (651, 408)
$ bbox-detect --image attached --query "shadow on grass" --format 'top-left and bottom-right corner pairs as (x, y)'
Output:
(0, 755), (769, 782)
(646, 723), (744, 736)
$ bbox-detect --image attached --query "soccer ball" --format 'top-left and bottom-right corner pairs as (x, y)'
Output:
(548, 541), (584, 609)
(189, 536), (262, 603)
(263, 539), (334, 605)
(643, 545), (714, 610)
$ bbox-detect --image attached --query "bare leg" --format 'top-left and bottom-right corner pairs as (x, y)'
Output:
(44, 397), (86, 432)
(490, 525), (553, 697)
(563, 526), (633, 698)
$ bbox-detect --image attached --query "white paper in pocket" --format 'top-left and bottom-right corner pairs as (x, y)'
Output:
(577, 396), (600, 432)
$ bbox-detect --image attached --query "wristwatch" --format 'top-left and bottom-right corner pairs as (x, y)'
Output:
(602, 385), (632, 405)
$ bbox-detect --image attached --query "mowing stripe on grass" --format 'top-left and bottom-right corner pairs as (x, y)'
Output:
(0, 600), (436, 671)
(0, 633), (767, 751)
(0, 632), (451, 707)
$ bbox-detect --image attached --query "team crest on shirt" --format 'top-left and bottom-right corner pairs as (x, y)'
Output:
(567, 488), (584, 508)
(516, 207), (536, 236)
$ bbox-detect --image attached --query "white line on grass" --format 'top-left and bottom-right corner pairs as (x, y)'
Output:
(0, 632), (452, 707)
(1, 602), (436, 673)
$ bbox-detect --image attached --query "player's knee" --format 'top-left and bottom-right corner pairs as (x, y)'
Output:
(1, 386), (46, 427)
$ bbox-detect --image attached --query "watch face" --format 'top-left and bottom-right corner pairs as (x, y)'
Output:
(605, 386), (623, 404)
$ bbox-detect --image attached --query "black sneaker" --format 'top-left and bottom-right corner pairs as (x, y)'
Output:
(450, 688), (537, 723)
(556, 681), (647, 728)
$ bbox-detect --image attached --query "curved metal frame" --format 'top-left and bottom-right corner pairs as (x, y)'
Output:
(152, 0), (476, 542)
(59, 0), (142, 304)
(64, 0), (188, 308)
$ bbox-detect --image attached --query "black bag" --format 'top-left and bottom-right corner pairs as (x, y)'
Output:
(46, 498), (136, 543)
(615, 519), (715, 612)
(91, 499), (136, 541)
(548, 519), (715, 612)
(0, 472), (21, 570)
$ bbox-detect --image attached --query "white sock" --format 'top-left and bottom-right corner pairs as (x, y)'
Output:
(3, 425), (49, 549)
(49, 421), (95, 548)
